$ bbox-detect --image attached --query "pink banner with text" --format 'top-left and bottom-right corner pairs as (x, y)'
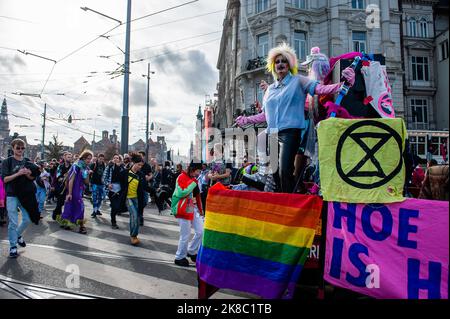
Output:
(324, 199), (449, 299)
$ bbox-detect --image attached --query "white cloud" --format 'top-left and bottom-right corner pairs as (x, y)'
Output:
(0, 0), (226, 156)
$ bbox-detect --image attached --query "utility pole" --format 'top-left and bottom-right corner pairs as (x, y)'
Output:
(145, 63), (150, 160)
(143, 62), (155, 162)
(92, 130), (96, 154)
(41, 103), (47, 160)
(121, 0), (132, 155)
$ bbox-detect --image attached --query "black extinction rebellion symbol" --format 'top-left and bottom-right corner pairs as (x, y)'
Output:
(336, 120), (403, 190)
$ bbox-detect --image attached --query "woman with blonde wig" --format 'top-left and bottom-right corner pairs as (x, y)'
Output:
(236, 43), (355, 193)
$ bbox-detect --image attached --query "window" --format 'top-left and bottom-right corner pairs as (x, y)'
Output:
(351, 0), (365, 9)
(294, 31), (307, 62)
(411, 99), (428, 127)
(256, 0), (269, 13)
(257, 32), (269, 58)
(408, 18), (417, 37)
(293, 0), (307, 9)
(440, 40), (449, 61)
(410, 136), (426, 156)
(352, 31), (367, 52)
(411, 56), (430, 82)
(419, 18), (428, 38)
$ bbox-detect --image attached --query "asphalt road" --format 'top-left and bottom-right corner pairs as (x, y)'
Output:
(0, 198), (248, 299)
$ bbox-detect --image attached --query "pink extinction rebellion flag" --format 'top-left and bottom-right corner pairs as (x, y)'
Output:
(324, 198), (448, 299)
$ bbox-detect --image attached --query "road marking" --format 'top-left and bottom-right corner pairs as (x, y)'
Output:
(86, 222), (181, 246)
(49, 231), (180, 265)
(20, 246), (242, 299)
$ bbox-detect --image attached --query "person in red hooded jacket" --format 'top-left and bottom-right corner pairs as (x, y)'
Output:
(171, 161), (204, 267)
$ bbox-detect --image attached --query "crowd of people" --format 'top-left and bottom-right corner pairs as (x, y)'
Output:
(0, 42), (448, 269)
(0, 138), (198, 264)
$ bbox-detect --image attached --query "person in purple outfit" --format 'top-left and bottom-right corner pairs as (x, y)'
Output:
(58, 150), (93, 234)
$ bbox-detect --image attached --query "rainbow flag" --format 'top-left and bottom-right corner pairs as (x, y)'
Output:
(196, 183), (323, 299)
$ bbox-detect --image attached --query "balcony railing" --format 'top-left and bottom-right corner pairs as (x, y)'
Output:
(246, 56), (266, 71)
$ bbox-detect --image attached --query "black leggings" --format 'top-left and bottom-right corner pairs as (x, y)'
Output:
(273, 129), (302, 193)
(109, 192), (122, 225)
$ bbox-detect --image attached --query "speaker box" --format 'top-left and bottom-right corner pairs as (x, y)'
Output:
(332, 54), (385, 118)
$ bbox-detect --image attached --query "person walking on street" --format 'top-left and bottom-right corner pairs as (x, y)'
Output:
(52, 152), (73, 220)
(58, 150), (93, 234)
(1, 138), (40, 258)
(197, 163), (210, 215)
(171, 162), (204, 267)
(103, 154), (125, 229)
(35, 161), (50, 218)
(155, 161), (174, 214)
(0, 166), (6, 227)
(119, 152), (151, 245)
(138, 151), (153, 226)
(90, 153), (106, 218)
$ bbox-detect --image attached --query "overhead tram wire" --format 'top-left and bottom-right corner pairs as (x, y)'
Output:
(108, 9), (225, 38)
(130, 37), (221, 64)
(109, 30), (222, 58)
(56, 0), (200, 65)
(129, 0), (199, 24)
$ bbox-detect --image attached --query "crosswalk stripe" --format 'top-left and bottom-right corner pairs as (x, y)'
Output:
(20, 246), (242, 299)
(85, 221), (181, 246)
(49, 230), (183, 266)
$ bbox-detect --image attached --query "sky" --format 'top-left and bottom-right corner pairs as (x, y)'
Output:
(0, 0), (227, 156)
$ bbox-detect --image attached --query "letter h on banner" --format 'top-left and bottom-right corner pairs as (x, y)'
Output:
(408, 259), (442, 299)
(332, 202), (356, 233)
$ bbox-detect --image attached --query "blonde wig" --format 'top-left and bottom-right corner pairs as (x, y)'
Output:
(266, 43), (298, 80)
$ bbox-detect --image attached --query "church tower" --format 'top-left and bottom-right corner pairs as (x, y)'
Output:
(0, 98), (10, 139)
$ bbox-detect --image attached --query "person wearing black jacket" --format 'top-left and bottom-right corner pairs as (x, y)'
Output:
(155, 161), (174, 214)
(119, 153), (152, 246)
(103, 154), (126, 229)
(52, 152), (73, 220)
(1, 138), (40, 258)
(138, 151), (153, 226)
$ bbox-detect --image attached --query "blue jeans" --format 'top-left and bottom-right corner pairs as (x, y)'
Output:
(127, 198), (139, 237)
(35, 186), (47, 213)
(92, 184), (105, 211)
(7, 196), (31, 248)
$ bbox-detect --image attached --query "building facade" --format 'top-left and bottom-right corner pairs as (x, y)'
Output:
(215, 0), (405, 129)
(401, 0), (449, 162)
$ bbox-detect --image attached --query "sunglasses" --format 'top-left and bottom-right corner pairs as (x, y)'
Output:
(15, 147), (26, 150)
(275, 59), (288, 65)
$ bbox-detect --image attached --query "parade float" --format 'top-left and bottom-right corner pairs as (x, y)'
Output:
(195, 53), (449, 300)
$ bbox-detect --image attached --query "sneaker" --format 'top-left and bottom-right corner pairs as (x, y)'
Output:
(96, 211), (103, 216)
(130, 236), (140, 246)
(187, 253), (197, 263)
(174, 258), (189, 267)
(79, 226), (87, 234)
(91, 211), (97, 218)
(17, 236), (26, 248)
(111, 224), (119, 230)
(9, 247), (18, 258)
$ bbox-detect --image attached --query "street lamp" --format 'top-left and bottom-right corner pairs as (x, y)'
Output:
(142, 63), (155, 161)
(80, 7), (122, 25)
(80, 3), (131, 155)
